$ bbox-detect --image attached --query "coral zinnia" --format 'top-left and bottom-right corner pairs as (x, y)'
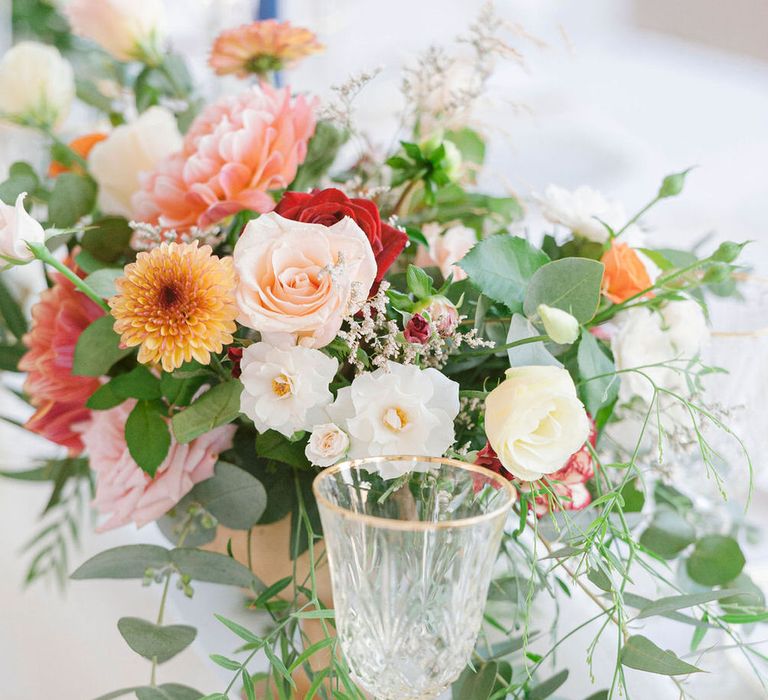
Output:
(19, 265), (104, 455)
(132, 84), (316, 230)
(209, 20), (324, 78)
(110, 241), (237, 372)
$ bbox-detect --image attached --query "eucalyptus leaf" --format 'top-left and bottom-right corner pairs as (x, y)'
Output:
(524, 258), (604, 322)
(459, 235), (549, 312)
(577, 329), (618, 415)
(639, 508), (695, 560)
(686, 535), (745, 586)
(169, 548), (262, 589)
(84, 268), (123, 298)
(71, 544), (171, 580)
(117, 617), (196, 663)
(81, 217), (133, 262)
(72, 315), (133, 377)
(620, 634), (703, 675)
(451, 662), (498, 700)
(189, 461), (267, 530)
(637, 589), (740, 619)
(47, 173), (97, 227)
(0, 161), (39, 204)
(529, 669), (569, 700)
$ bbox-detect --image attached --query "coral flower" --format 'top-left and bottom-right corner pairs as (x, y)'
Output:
(209, 20), (324, 78)
(19, 266), (104, 454)
(601, 242), (653, 304)
(109, 241), (238, 372)
(132, 84), (316, 231)
(48, 132), (107, 177)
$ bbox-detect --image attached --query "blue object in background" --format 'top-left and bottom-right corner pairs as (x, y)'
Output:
(255, 0), (282, 86)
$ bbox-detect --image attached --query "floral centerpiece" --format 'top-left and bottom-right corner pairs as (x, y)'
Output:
(0, 2), (764, 699)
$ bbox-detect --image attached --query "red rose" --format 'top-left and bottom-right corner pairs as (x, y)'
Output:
(275, 188), (407, 288)
(404, 313), (431, 344)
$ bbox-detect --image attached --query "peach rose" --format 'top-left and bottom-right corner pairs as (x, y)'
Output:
(601, 242), (653, 304)
(233, 212), (376, 348)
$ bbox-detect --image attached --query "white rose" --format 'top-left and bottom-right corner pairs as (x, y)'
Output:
(537, 304), (579, 345)
(239, 342), (338, 438)
(305, 423), (350, 468)
(0, 193), (45, 265)
(0, 42), (74, 128)
(611, 300), (709, 405)
(415, 222), (476, 281)
(536, 185), (625, 244)
(89, 106), (182, 218)
(484, 366), (590, 481)
(65, 0), (165, 62)
(328, 362), (460, 475)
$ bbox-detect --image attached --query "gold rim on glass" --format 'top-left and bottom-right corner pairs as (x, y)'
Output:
(312, 455), (517, 531)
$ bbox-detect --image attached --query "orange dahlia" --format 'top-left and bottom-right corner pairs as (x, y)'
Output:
(110, 241), (237, 372)
(209, 20), (324, 78)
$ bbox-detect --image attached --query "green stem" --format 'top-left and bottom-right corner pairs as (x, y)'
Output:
(27, 242), (109, 311)
(391, 178), (420, 219)
(150, 573), (173, 687)
(41, 127), (90, 172)
(613, 196), (660, 239)
(460, 334), (549, 357)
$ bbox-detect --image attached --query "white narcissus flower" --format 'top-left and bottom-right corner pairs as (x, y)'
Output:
(327, 362), (460, 471)
(65, 0), (165, 62)
(537, 304), (579, 345)
(239, 342), (338, 438)
(611, 299), (709, 406)
(0, 193), (45, 265)
(0, 42), (74, 128)
(484, 366), (590, 481)
(536, 185), (626, 244)
(305, 423), (350, 468)
(89, 106), (182, 218)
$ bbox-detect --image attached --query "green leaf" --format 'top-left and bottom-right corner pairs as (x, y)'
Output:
(451, 662), (498, 700)
(577, 329), (618, 415)
(639, 508), (695, 560)
(86, 382), (126, 410)
(125, 400), (171, 477)
(406, 264), (433, 299)
(117, 617), (196, 663)
(242, 671), (255, 700)
(72, 315), (133, 377)
(719, 573), (765, 613)
(620, 634), (703, 675)
(189, 461), (267, 530)
(154, 685), (203, 700)
(255, 430), (311, 470)
(0, 162), (39, 205)
(0, 275), (27, 339)
(686, 535), (745, 586)
(209, 654), (242, 671)
(47, 173), (97, 227)
(111, 365), (163, 401)
(584, 692), (609, 700)
(620, 479), (645, 513)
(0, 342), (26, 371)
(658, 168), (692, 198)
(80, 217), (133, 263)
(404, 225), (429, 248)
(459, 235), (549, 312)
(169, 548), (261, 588)
(637, 589), (741, 619)
(214, 613), (262, 645)
(290, 121), (348, 191)
(524, 258), (604, 322)
(528, 669), (569, 699)
(161, 365), (208, 407)
(84, 268), (123, 298)
(445, 128), (485, 166)
(71, 544), (171, 580)
(171, 380), (242, 444)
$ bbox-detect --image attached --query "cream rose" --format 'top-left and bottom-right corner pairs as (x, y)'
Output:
(305, 423), (350, 467)
(484, 366), (590, 481)
(90, 106), (182, 218)
(233, 213), (377, 349)
(65, 0), (165, 62)
(0, 42), (74, 128)
(0, 193), (45, 265)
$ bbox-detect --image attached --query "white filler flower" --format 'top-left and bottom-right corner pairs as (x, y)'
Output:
(537, 185), (626, 244)
(240, 342), (338, 438)
(328, 362), (460, 464)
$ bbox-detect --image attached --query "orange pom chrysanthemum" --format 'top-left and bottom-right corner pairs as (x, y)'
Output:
(209, 19), (323, 78)
(110, 242), (237, 372)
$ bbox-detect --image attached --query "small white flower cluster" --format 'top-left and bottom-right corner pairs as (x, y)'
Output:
(319, 67), (383, 133)
(129, 221), (223, 251)
(337, 281), (494, 373)
(455, 395), (484, 432)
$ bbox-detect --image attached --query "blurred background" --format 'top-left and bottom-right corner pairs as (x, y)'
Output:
(1, 1), (767, 698)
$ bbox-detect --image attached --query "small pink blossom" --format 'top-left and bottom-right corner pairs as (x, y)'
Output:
(81, 400), (235, 530)
(415, 222), (476, 281)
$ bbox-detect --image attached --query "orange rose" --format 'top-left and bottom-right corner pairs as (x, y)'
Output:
(601, 242), (653, 304)
(48, 132), (107, 177)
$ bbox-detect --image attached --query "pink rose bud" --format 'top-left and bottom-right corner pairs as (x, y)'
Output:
(427, 296), (459, 336)
(404, 313), (431, 344)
